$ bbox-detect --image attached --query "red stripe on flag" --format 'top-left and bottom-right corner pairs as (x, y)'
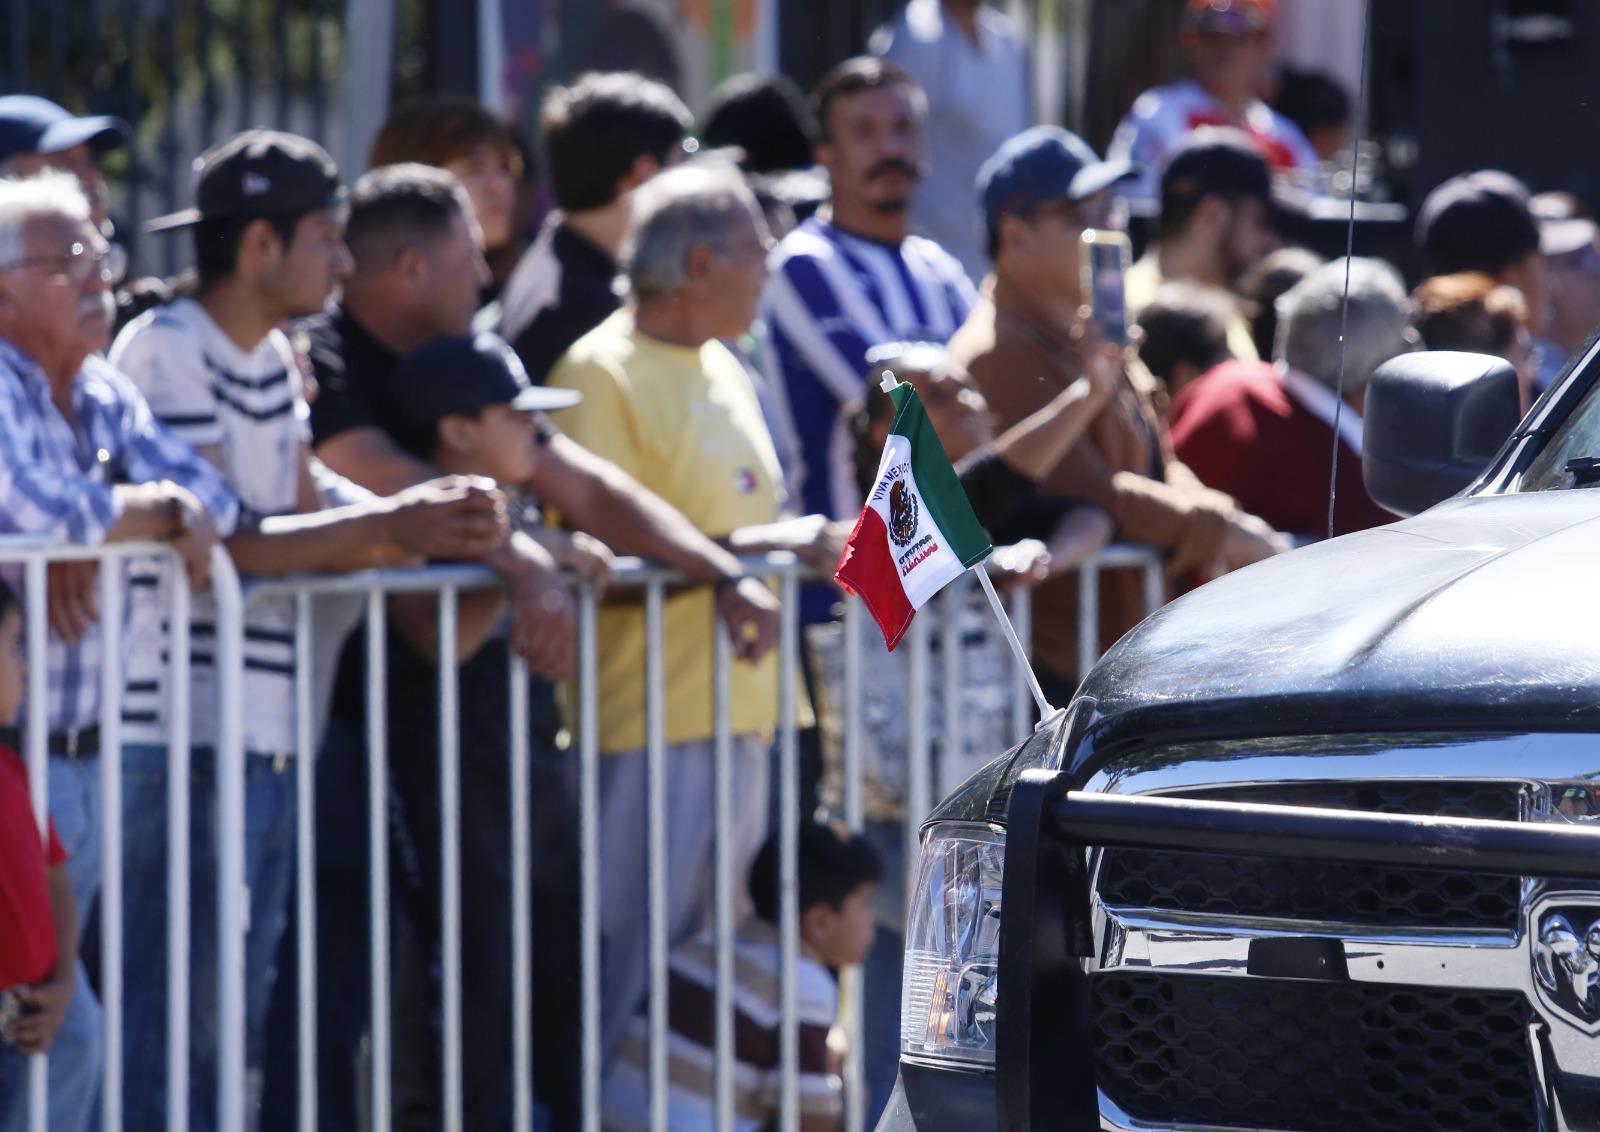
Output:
(833, 506), (916, 651)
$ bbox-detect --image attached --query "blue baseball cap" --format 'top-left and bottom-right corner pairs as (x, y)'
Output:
(977, 126), (1137, 237)
(0, 95), (129, 167)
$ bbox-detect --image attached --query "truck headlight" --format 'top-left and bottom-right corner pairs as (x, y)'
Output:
(901, 823), (1004, 1066)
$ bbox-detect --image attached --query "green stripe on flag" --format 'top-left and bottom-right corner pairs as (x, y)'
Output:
(888, 383), (993, 568)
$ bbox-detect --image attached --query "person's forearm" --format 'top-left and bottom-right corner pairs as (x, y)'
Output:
(45, 867), (76, 988)
(104, 483), (182, 543)
(388, 590), (506, 661)
(545, 443), (742, 584)
(991, 384), (1101, 484)
(228, 504), (402, 576)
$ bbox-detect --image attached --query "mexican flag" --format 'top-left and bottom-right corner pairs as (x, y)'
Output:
(834, 383), (993, 650)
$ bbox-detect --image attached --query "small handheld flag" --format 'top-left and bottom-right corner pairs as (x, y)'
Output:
(833, 378), (992, 650)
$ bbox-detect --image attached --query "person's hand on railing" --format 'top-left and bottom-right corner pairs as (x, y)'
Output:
(382, 475), (510, 562)
(730, 515), (853, 576)
(509, 565), (579, 680)
(45, 560), (99, 646)
(988, 539), (1054, 591)
(1217, 511), (1294, 573)
(168, 485), (221, 591)
(539, 529), (615, 601)
(716, 576), (782, 663)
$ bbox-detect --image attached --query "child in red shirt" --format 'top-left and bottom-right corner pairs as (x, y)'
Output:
(0, 578), (86, 1125)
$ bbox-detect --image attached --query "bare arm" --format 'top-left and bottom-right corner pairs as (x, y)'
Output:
(989, 349), (1117, 485)
(315, 426), (438, 496)
(5, 863), (77, 1054)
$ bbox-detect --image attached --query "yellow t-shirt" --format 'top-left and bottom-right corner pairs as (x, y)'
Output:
(1126, 253), (1260, 365)
(548, 310), (787, 754)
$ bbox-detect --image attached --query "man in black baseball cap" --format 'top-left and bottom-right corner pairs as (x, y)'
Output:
(1127, 126), (1278, 361)
(0, 95), (130, 236)
(145, 128), (344, 233)
(1415, 170), (1547, 335)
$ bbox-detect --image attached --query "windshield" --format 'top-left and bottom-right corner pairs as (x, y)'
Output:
(1515, 363), (1600, 491)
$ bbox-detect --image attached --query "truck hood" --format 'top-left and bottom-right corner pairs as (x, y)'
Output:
(1066, 490), (1600, 776)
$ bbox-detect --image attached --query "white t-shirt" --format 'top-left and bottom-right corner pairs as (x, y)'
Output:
(109, 298), (310, 756)
(1109, 78), (1319, 207)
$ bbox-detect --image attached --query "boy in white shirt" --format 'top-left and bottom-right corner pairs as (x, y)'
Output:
(109, 128), (507, 1132)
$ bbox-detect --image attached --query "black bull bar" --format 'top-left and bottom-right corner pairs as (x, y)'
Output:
(996, 770), (1600, 1132)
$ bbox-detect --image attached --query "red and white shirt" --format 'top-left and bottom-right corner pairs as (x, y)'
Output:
(1109, 78), (1319, 206)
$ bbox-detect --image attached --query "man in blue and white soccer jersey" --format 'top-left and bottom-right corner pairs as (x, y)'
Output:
(762, 57), (976, 531)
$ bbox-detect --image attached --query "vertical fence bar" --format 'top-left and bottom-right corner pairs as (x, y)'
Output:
(308, 0), (328, 141)
(294, 591), (317, 1132)
(23, 557), (48, 1132)
(841, 601), (865, 1132)
(438, 589), (464, 1132)
(274, 0), (291, 125)
(364, 590), (391, 1132)
(711, 608), (734, 1132)
(905, 612), (931, 885)
(166, 566), (192, 1132)
(99, 562), (125, 1132)
(1076, 564), (1100, 690)
(778, 567), (800, 1132)
(8, 0), (26, 91)
(197, 0), (218, 151)
(939, 585), (962, 799)
(644, 581), (668, 1132)
(211, 549), (246, 1132)
(1009, 587), (1032, 736)
(508, 654), (533, 1132)
(1142, 558), (1164, 619)
(235, 0), (254, 131)
(578, 586), (601, 1132)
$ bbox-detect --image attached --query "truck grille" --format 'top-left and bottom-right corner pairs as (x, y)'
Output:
(1090, 971), (1536, 1131)
(1096, 781), (1525, 929)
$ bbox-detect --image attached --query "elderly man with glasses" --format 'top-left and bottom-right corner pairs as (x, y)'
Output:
(0, 171), (237, 1132)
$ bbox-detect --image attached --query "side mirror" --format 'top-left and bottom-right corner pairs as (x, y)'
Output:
(1362, 351), (1523, 517)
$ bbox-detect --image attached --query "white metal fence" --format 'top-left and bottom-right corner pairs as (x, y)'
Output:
(5, 538), (1164, 1132)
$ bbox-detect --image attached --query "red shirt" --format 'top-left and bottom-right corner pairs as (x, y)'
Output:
(0, 746), (65, 989)
(1170, 360), (1397, 539)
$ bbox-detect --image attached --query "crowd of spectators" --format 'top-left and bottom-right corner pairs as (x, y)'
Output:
(1, 0), (1599, 1128)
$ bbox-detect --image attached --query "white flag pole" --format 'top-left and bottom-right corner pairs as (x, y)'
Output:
(878, 366), (1063, 727)
(972, 563), (1059, 724)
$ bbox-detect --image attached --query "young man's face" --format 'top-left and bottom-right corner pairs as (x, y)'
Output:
(817, 85), (926, 218)
(445, 143), (518, 252)
(0, 607), (26, 728)
(1219, 196), (1278, 286)
(263, 205), (354, 319)
(439, 403), (541, 487)
(808, 882), (878, 969)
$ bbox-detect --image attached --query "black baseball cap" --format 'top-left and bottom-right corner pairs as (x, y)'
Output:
(390, 333), (581, 449)
(977, 126), (1137, 235)
(1415, 171), (1540, 276)
(146, 129), (344, 233)
(0, 95), (129, 166)
(1160, 127), (1273, 214)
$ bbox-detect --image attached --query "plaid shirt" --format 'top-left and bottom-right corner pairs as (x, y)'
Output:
(0, 338), (239, 732)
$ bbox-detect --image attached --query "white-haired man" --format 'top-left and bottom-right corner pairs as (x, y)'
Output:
(1171, 256), (1419, 537)
(0, 173), (238, 1132)
(547, 161), (847, 1071)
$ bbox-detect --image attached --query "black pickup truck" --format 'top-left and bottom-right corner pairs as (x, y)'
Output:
(876, 343), (1600, 1132)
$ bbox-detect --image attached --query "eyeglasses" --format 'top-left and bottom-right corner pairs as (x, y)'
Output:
(1, 241), (127, 286)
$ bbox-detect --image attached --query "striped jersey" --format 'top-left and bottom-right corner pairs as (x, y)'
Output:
(110, 298), (309, 756)
(761, 217), (976, 523)
(601, 919), (841, 1131)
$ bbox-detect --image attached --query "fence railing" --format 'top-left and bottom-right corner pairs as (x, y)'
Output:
(4, 537), (1164, 1132)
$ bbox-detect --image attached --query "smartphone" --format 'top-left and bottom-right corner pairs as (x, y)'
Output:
(1080, 229), (1132, 347)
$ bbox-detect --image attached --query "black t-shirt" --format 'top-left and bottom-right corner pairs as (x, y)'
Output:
(497, 216), (621, 384)
(304, 303), (403, 449)
(956, 448), (1088, 546)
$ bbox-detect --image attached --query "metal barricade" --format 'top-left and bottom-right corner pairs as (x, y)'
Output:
(1, 537), (1162, 1132)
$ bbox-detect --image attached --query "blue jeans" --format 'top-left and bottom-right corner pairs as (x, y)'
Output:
(47, 757), (101, 933)
(117, 743), (296, 1132)
(0, 959), (104, 1132)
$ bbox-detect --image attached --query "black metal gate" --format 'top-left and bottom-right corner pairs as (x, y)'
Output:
(2, 0), (347, 276)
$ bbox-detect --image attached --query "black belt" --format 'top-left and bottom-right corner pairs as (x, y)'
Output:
(0, 725), (100, 758)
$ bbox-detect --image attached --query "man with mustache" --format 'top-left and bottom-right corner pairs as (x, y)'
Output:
(0, 173), (238, 1130)
(762, 56), (976, 537)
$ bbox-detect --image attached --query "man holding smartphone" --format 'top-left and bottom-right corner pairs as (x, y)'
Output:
(950, 126), (1290, 706)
